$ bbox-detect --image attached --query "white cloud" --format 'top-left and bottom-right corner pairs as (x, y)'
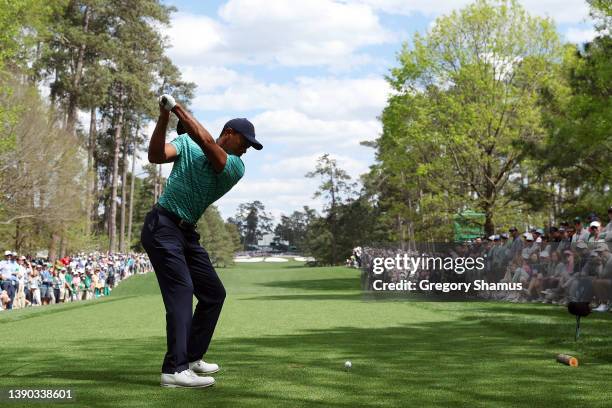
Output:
(218, 150), (372, 220)
(261, 152), (370, 179)
(220, 177), (324, 220)
(164, 14), (224, 61)
(179, 66), (242, 93)
(231, 177), (317, 195)
(190, 73), (391, 121)
(565, 27), (597, 44)
(165, 0), (393, 69)
(252, 109), (381, 149)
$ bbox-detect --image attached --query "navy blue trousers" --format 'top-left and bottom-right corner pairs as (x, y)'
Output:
(141, 206), (226, 374)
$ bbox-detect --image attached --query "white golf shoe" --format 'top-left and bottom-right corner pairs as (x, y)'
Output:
(189, 359), (220, 375)
(160, 369), (215, 388)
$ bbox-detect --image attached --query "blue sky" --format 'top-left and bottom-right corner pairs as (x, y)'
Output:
(150, 0), (596, 222)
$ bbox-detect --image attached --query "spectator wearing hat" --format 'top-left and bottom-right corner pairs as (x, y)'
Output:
(92, 266), (102, 297)
(523, 232), (538, 256)
(573, 217), (590, 243)
(557, 226), (571, 253)
(486, 235), (504, 282)
(15, 255), (27, 273)
(587, 221), (601, 244)
(0, 251), (19, 309)
(99, 267), (109, 297)
(29, 265), (41, 306)
(56, 266), (66, 303)
(63, 267), (73, 303)
(51, 268), (62, 304)
(542, 234), (553, 255)
(549, 226), (560, 240)
(8, 256), (22, 308)
(40, 262), (53, 305)
(81, 267), (90, 299)
(72, 272), (82, 302)
(106, 264), (115, 289)
(592, 244), (612, 312)
(508, 227), (523, 260)
(79, 270), (89, 300)
(533, 228), (544, 241)
(107, 261), (117, 285)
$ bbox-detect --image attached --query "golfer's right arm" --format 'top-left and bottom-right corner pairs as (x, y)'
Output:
(148, 109), (178, 164)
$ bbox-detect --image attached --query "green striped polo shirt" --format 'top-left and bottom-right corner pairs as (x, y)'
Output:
(158, 134), (245, 224)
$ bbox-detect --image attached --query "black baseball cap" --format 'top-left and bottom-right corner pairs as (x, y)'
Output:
(221, 118), (262, 150)
(176, 118), (263, 150)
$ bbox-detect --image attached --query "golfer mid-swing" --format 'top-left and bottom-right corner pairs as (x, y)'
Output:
(141, 94), (262, 388)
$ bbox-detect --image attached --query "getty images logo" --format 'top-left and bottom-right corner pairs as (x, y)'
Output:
(372, 254), (485, 275)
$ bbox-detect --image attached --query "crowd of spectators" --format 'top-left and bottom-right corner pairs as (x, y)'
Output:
(0, 252), (152, 311)
(359, 208), (612, 311)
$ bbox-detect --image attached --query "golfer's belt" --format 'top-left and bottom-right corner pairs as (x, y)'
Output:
(153, 203), (196, 230)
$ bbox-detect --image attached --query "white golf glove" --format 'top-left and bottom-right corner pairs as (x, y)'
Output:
(159, 94), (176, 111)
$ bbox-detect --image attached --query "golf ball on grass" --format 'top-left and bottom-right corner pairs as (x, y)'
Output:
(344, 361), (352, 369)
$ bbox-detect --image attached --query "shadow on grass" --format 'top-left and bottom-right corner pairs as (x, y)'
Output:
(243, 293), (364, 301)
(470, 303), (612, 321)
(0, 295), (138, 325)
(259, 278), (360, 291)
(3, 310), (611, 408)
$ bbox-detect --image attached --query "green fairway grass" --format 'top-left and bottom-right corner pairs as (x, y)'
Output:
(1, 261), (611, 407)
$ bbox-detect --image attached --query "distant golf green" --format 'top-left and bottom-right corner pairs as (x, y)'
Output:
(2, 261), (611, 407)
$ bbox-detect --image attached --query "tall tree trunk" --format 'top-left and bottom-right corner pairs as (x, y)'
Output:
(48, 231), (60, 263)
(483, 163), (495, 236)
(15, 219), (22, 253)
(127, 129), (137, 251)
(484, 208), (494, 237)
(66, 5), (90, 135)
(119, 129), (128, 253)
(109, 105), (124, 253)
(86, 107), (96, 235)
(59, 228), (66, 258)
